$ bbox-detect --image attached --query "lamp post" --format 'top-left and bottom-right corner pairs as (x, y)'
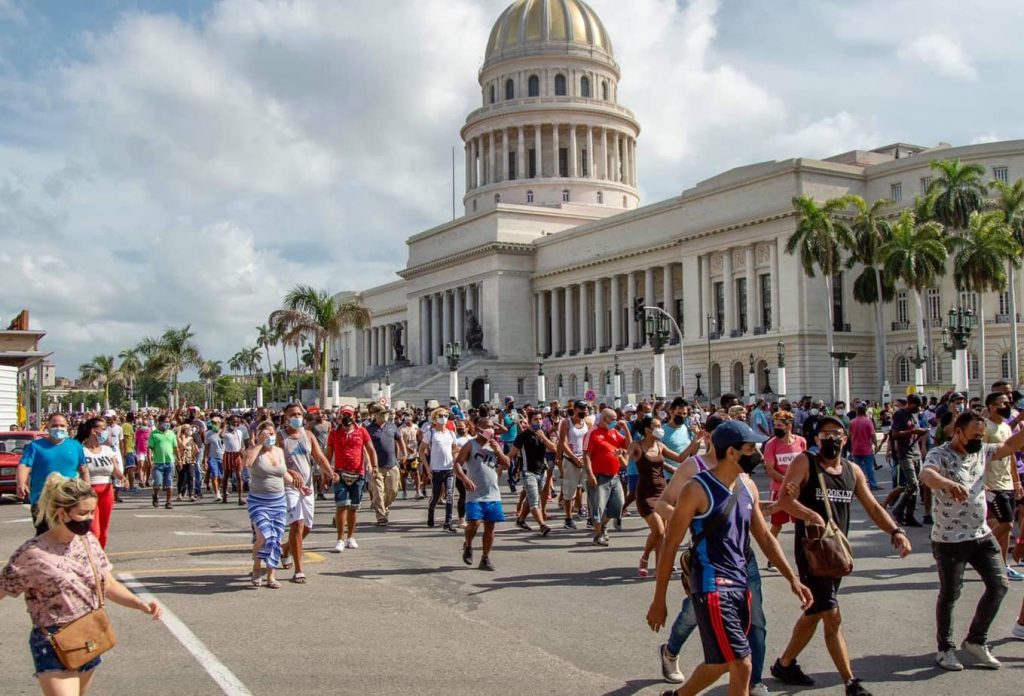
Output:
(583, 365), (591, 400)
(694, 372), (704, 401)
(536, 357), (547, 403)
(706, 313), (715, 397)
(942, 306), (974, 394)
(330, 357), (340, 408)
(644, 304), (685, 395)
(256, 367), (264, 408)
(747, 353), (756, 404)
(645, 309), (671, 399)
(909, 344), (928, 395)
(763, 368), (773, 396)
(776, 340), (787, 399)
(464, 376), (469, 403)
(829, 351), (857, 407)
(483, 369), (491, 405)
(604, 367), (612, 403)
(383, 367), (392, 407)
(557, 374), (564, 401)
(445, 341), (461, 402)
(613, 353), (622, 409)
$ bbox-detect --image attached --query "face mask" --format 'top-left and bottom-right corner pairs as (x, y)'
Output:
(530, 423), (542, 431)
(672, 415), (685, 426)
(997, 406), (1012, 419)
(212, 425), (220, 432)
(64, 516), (93, 536)
(819, 439), (842, 459)
(437, 416), (448, 425)
(265, 435), (276, 447)
(161, 423), (172, 431)
(49, 427), (68, 441)
(456, 429), (466, 436)
(738, 451), (763, 474)
(97, 430), (110, 444)
(147, 421), (155, 427)
(963, 437), (983, 454)
(479, 428), (495, 440)
(289, 417), (303, 429)
(773, 428), (787, 439)
(657, 411), (668, 421)
(652, 427), (665, 440)
(341, 416), (353, 426)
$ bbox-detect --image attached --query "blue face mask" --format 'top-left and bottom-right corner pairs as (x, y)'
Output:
(530, 423), (543, 431)
(288, 417), (303, 429)
(97, 430), (110, 444)
(266, 435), (276, 447)
(49, 427), (68, 442)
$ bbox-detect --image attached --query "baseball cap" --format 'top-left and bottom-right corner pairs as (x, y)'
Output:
(103, 409), (116, 418)
(711, 420), (767, 450)
(814, 415), (846, 437)
(504, 395), (515, 404)
(339, 405), (355, 416)
(624, 403), (637, 413)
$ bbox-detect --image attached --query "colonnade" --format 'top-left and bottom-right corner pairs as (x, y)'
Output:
(418, 283), (483, 365)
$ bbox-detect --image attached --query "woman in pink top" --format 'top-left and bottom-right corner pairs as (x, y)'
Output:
(134, 417), (153, 488)
(763, 411), (806, 542)
(847, 404), (881, 490)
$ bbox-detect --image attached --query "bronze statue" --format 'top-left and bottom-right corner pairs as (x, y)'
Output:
(392, 324), (405, 362)
(464, 310), (484, 351)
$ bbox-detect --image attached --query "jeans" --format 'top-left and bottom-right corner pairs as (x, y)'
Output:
(193, 462), (203, 495)
(429, 469), (455, 525)
(932, 535), (1009, 651)
(667, 552), (766, 684)
(851, 454), (878, 488)
(587, 474), (624, 525)
(176, 462), (194, 497)
(896, 456), (920, 490)
(522, 470), (543, 510)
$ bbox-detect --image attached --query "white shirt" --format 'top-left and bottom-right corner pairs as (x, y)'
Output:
(423, 427), (456, 472)
(222, 429), (244, 453)
(923, 442), (998, 544)
(84, 444), (122, 485)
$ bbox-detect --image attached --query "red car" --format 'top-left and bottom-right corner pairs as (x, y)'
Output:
(0, 431), (45, 499)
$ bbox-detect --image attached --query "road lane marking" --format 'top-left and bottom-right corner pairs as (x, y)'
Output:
(119, 573), (254, 696)
(173, 531), (251, 538)
(3, 518), (32, 523)
(107, 543), (251, 558)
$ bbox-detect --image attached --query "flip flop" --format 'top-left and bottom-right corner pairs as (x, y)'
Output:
(291, 573), (306, 584)
(266, 579), (281, 589)
(281, 558), (294, 570)
(250, 573), (262, 588)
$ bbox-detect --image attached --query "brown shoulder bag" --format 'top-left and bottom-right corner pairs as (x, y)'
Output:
(800, 457), (854, 579)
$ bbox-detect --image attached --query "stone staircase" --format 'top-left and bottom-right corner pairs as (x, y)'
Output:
(339, 354), (493, 406)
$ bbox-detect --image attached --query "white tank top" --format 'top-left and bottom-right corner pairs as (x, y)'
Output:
(566, 420), (588, 456)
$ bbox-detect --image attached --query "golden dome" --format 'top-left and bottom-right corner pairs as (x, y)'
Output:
(485, 0), (614, 64)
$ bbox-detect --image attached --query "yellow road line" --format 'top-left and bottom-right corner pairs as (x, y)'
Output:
(120, 552), (326, 577)
(107, 543), (251, 557)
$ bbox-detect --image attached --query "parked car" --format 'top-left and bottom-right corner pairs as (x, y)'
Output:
(0, 431), (45, 500)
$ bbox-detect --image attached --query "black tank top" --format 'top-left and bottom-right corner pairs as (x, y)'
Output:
(794, 453), (856, 562)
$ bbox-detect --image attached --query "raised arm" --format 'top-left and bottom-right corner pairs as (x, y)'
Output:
(777, 453), (824, 527)
(748, 481), (813, 609)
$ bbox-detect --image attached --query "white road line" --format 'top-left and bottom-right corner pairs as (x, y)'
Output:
(134, 514), (205, 518)
(173, 531), (250, 537)
(118, 573), (253, 696)
(3, 518), (32, 523)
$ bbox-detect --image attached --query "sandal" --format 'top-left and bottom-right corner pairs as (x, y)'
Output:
(281, 558), (294, 570)
(266, 579), (281, 589)
(637, 556), (650, 578)
(291, 573), (307, 584)
(250, 573), (262, 588)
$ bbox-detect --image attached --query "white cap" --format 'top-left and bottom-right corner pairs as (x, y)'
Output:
(103, 409), (116, 418)
(624, 403), (637, 413)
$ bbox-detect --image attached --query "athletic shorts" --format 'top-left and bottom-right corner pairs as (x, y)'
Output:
(286, 487), (315, 528)
(987, 490), (1016, 524)
(136, 452), (148, 463)
(466, 500), (505, 522)
(797, 559), (842, 615)
(207, 457), (223, 479)
(560, 457), (586, 494)
(124, 453), (137, 469)
(223, 451), (243, 475)
(692, 590), (751, 664)
(769, 488), (791, 526)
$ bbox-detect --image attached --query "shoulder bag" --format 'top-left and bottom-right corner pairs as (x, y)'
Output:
(800, 456), (854, 579)
(678, 481), (742, 596)
(45, 536), (117, 669)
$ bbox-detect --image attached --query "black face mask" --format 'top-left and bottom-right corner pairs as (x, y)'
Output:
(997, 406), (1012, 419)
(738, 451), (762, 474)
(963, 437), (983, 454)
(64, 517), (93, 536)
(672, 415), (685, 426)
(819, 439), (842, 459)
(341, 416), (353, 427)
(773, 428), (786, 439)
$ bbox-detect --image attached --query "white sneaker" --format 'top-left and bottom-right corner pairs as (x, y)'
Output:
(749, 683), (771, 696)
(1010, 622), (1024, 640)
(934, 649), (964, 671)
(658, 643), (685, 683)
(345, 537), (359, 549)
(960, 640), (1000, 669)
(332, 540), (345, 553)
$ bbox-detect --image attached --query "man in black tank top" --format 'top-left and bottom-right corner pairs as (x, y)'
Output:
(771, 416), (912, 696)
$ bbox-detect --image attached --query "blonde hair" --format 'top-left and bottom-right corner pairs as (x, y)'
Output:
(35, 473), (96, 529)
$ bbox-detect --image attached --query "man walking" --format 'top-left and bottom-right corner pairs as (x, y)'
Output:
(981, 391), (1024, 580)
(16, 413), (89, 535)
(584, 408), (628, 546)
(848, 405), (881, 491)
(455, 415), (510, 571)
(367, 403), (405, 526)
(326, 404), (377, 552)
(148, 414), (178, 509)
(889, 394), (927, 526)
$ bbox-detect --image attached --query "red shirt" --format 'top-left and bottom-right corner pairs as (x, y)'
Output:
(586, 426), (626, 477)
(848, 415), (877, 456)
(328, 425), (371, 474)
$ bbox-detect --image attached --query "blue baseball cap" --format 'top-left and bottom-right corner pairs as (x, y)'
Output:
(711, 420), (768, 450)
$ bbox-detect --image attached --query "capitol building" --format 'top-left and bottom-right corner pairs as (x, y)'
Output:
(332, 0), (1024, 407)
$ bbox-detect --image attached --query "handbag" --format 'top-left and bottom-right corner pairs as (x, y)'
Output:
(678, 483), (742, 596)
(45, 536), (117, 669)
(800, 456), (854, 579)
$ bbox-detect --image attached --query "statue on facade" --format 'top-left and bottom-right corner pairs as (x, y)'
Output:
(392, 324), (406, 362)
(464, 310), (484, 351)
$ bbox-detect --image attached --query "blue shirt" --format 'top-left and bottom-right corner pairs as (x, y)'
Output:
(690, 471), (754, 593)
(500, 411), (519, 443)
(19, 438), (87, 504)
(751, 408), (772, 438)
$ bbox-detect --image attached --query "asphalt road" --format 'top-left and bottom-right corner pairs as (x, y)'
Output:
(2, 467), (1024, 696)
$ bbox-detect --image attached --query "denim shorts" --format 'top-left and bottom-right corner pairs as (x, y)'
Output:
(123, 453), (137, 469)
(30, 626), (102, 676)
(333, 478), (364, 508)
(466, 500), (505, 522)
(207, 457), (223, 479)
(152, 462), (174, 489)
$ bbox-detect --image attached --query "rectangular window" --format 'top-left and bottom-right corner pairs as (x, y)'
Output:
(516, 377), (524, 394)
(581, 149), (589, 178)
(759, 274), (772, 329)
(999, 290), (1010, 316)
(736, 277), (748, 333)
(675, 299), (684, 336)
(890, 182), (902, 203)
(930, 355), (943, 382)
(832, 272), (845, 331)
(528, 149), (537, 178)
(994, 166), (1009, 183)
(508, 152), (516, 181)
(959, 290), (978, 315)
(927, 287), (941, 321)
(713, 282), (725, 334)
(558, 148), (568, 177)
(896, 290), (908, 324)
(920, 176), (932, 195)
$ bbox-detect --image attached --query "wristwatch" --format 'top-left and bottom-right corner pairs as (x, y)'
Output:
(891, 527), (907, 539)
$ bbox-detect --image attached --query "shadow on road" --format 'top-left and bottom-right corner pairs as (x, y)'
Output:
(597, 677), (665, 696)
(128, 573), (254, 595)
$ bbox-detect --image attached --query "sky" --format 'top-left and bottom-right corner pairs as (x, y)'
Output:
(2, 0), (1023, 377)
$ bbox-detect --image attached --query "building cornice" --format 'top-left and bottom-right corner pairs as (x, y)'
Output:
(399, 241), (535, 280)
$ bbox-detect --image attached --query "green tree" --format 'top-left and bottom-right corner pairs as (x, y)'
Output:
(988, 178), (1024, 384)
(848, 196), (895, 395)
(785, 194), (857, 403)
(117, 348), (143, 409)
(198, 360), (223, 407)
(138, 325), (203, 409)
(270, 285), (370, 409)
(927, 158), (988, 232)
(255, 324), (276, 399)
(78, 355), (121, 409)
(879, 207), (948, 378)
(950, 210), (1021, 396)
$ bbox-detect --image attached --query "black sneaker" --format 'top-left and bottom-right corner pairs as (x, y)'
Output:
(515, 518), (532, 531)
(904, 517), (923, 527)
(152, 494), (158, 508)
(922, 515), (934, 525)
(427, 513), (435, 528)
(540, 524), (551, 537)
(770, 658), (815, 686)
(845, 678), (873, 696)
(442, 523), (458, 534)
(563, 518), (577, 529)
(462, 542), (473, 565)
(479, 556), (495, 571)
(586, 519), (594, 528)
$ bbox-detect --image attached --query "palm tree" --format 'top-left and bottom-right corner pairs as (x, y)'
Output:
(118, 348), (143, 409)
(879, 208), (948, 379)
(243, 347), (262, 382)
(198, 360), (223, 407)
(848, 196), (894, 395)
(950, 210), (1021, 396)
(256, 324), (276, 400)
(927, 158), (988, 232)
(301, 343), (317, 371)
(988, 179), (1024, 384)
(138, 325), (203, 409)
(79, 355), (121, 409)
(229, 351), (246, 380)
(785, 194), (857, 403)
(270, 285), (370, 408)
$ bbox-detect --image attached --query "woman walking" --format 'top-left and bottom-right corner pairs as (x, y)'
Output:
(176, 424), (197, 502)
(1, 473), (162, 695)
(75, 417), (125, 549)
(243, 422), (295, 589)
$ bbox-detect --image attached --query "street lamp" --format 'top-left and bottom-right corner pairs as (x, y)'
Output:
(909, 344), (928, 395)
(646, 309), (671, 399)
(694, 372), (704, 400)
(383, 366), (392, 406)
(255, 367), (264, 408)
(536, 356), (546, 403)
(330, 356), (340, 409)
(942, 305), (974, 393)
(483, 369), (491, 405)
(706, 313), (716, 397)
(829, 351), (857, 408)
(763, 367), (773, 395)
(583, 365), (591, 400)
(747, 353), (756, 404)
(557, 373), (564, 400)
(613, 353), (622, 408)
(776, 340), (787, 398)
(644, 304), (686, 395)
(445, 341), (461, 402)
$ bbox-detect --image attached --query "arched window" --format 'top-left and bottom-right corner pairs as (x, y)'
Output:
(669, 366), (681, 394)
(1002, 352), (1012, 380)
(528, 74), (540, 97)
(494, 193), (501, 204)
(623, 195), (628, 208)
(505, 78), (515, 100)
(968, 352), (979, 380)
(562, 189), (570, 202)
(896, 357), (910, 383)
(555, 73), (567, 96)
(526, 190), (534, 203)
(599, 370), (609, 394)
(569, 373), (578, 396)
(710, 363), (721, 398)
(633, 368), (644, 396)
(581, 76), (591, 97)
(602, 81), (609, 100)
(489, 84), (495, 104)
(731, 362), (744, 394)
(596, 191), (603, 204)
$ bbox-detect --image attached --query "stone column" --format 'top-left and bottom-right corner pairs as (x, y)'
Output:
(722, 249), (734, 335)
(517, 127), (525, 181)
(569, 124), (578, 178)
(701, 253), (712, 337)
(370, 327), (379, 368)
(384, 324), (392, 365)
(552, 123), (560, 177)
(663, 263), (674, 326)
(770, 239), (781, 331)
(745, 245), (757, 332)
(442, 289), (452, 347)
(631, 137), (638, 186)
(612, 132), (620, 182)
(465, 143), (471, 193)
(626, 271), (637, 347)
(454, 287), (465, 347)
(431, 293), (442, 365)
(586, 125), (594, 178)
(644, 267), (655, 346)
(580, 280), (590, 352)
(501, 128), (509, 182)
(610, 274), (622, 348)
(364, 330), (371, 373)
(565, 284), (576, 354)
(420, 297), (430, 364)
(534, 124), (542, 178)
(540, 290), (551, 355)
(601, 128), (608, 180)
(487, 131), (494, 186)
(472, 138), (480, 188)
(535, 293), (544, 355)
(551, 287), (563, 355)
(466, 282), (476, 318)
(595, 277), (606, 350)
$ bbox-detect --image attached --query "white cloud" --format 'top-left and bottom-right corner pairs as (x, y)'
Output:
(897, 33), (977, 81)
(970, 132), (1000, 145)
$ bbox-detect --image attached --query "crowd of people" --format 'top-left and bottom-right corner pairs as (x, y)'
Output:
(3, 381), (1024, 695)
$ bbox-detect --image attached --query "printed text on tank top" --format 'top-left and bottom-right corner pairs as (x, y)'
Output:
(566, 420), (588, 456)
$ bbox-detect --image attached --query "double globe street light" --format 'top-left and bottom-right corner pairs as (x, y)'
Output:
(942, 305), (975, 394)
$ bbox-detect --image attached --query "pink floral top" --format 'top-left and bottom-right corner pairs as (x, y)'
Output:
(1, 533), (111, 629)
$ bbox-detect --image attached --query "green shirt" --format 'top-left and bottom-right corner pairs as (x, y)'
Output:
(148, 429), (178, 465)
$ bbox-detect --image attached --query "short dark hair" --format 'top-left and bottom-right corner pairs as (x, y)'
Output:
(720, 393), (739, 409)
(670, 397), (687, 409)
(954, 411), (984, 431)
(985, 392), (1008, 408)
(906, 394), (922, 407)
(991, 379), (1011, 392)
(856, 405), (867, 416)
(635, 415), (655, 436)
(284, 402), (303, 413)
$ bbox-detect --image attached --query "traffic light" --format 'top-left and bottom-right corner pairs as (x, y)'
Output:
(633, 297), (645, 323)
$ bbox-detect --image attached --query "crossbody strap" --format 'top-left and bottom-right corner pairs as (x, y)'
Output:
(690, 480), (743, 547)
(81, 535), (105, 609)
(811, 453), (835, 525)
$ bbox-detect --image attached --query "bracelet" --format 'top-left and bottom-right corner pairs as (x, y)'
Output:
(891, 527), (907, 539)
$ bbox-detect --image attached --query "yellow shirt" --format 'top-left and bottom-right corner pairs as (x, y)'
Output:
(983, 419), (1014, 491)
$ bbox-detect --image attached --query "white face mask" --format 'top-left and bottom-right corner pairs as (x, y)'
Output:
(652, 427), (665, 440)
